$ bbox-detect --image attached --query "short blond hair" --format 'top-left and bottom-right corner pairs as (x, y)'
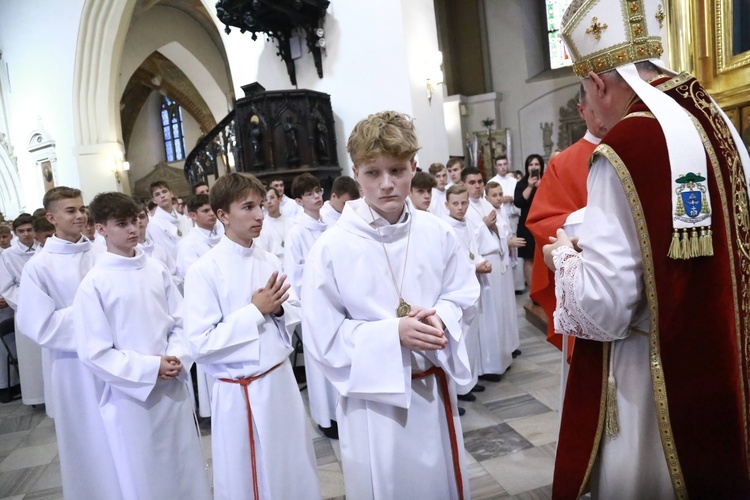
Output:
(446, 184), (468, 200)
(347, 111), (420, 165)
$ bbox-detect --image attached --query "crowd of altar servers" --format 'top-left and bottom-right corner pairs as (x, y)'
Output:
(0, 155), (539, 499)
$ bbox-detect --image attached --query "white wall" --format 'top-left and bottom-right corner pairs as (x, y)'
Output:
(0, 0), (86, 207)
(218, 0), (448, 174)
(483, 0), (579, 170)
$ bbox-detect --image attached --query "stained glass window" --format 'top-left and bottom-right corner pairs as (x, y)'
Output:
(546, 0), (574, 70)
(160, 96), (186, 162)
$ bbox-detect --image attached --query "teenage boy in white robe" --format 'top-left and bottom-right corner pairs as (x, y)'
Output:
(320, 175), (360, 226)
(302, 111), (480, 500)
(255, 187), (289, 266)
(269, 176), (302, 218)
(464, 167), (522, 379)
(176, 194), (221, 279)
(173, 194), (220, 417)
(73, 192), (210, 500)
(17, 187), (120, 499)
(409, 171), (436, 212)
(0, 224), (18, 397)
(445, 157), (464, 188)
(135, 204), (183, 292)
(183, 173), (320, 500)
(0, 215), (44, 407)
(147, 180), (192, 258)
(443, 184), (492, 402)
(485, 181), (524, 360)
(284, 172), (339, 439)
(428, 162), (449, 217)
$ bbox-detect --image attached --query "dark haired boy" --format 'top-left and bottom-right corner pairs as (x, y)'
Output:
(147, 180), (192, 258)
(445, 157), (464, 188)
(0, 214), (44, 408)
(321, 175), (360, 226)
(192, 181), (209, 195)
(32, 216), (55, 247)
(134, 204), (183, 292)
(428, 162), (449, 216)
(184, 173), (319, 499)
(176, 194), (220, 280)
(269, 175), (301, 217)
(73, 192), (210, 499)
(284, 172), (338, 438)
(410, 171), (437, 211)
(17, 187), (118, 499)
(0, 224), (10, 251)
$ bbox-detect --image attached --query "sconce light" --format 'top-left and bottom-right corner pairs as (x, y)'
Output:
(426, 51), (444, 105)
(112, 160), (130, 185)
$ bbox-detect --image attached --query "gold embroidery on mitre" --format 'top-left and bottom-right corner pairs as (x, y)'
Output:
(586, 17), (609, 40)
(656, 4), (666, 28)
(562, 0), (664, 77)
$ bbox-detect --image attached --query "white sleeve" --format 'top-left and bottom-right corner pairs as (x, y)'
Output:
(553, 156), (643, 341)
(184, 263), (266, 365)
(73, 280), (161, 402)
(0, 254), (20, 310)
(17, 264), (76, 352)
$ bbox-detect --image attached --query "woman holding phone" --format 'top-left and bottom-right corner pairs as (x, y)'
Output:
(514, 154), (545, 292)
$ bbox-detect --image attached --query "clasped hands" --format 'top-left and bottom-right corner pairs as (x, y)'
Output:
(399, 306), (447, 352)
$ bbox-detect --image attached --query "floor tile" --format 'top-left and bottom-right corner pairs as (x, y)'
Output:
(481, 447), (555, 495)
(485, 394), (552, 421)
(318, 462), (346, 499)
(505, 412), (559, 446)
(511, 484), (552, 499)
(0, 464), (46, 496)
(463, 423), (534, 462)
(28, 461), (61, 492)
(0, 443), (58, 472)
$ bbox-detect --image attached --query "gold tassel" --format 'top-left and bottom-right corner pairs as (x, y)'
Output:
(689, 227), (700, 258)
(680, 229), (689, 259)
(667, 229), (681, 259)
(704, 227), (714, 257)
(605, 344), (620, 437)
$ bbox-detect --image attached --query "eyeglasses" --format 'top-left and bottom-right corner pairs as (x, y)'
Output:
(303, 188), (323, 198)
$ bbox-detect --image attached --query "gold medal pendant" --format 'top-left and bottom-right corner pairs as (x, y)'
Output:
(469, 252), (475, 260)
(397, 298), (412, 318)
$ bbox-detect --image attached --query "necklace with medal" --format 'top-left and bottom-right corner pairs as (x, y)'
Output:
(455, 221), (475, 261)
(368, 205), (413, 318)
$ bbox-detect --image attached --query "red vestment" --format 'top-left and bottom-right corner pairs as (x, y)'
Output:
(553, 74), (750, 499)
(526, 135), (596, 354)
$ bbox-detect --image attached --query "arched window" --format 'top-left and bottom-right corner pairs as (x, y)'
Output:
(160, 96), (186, 162)
(545, 0), (574, 70)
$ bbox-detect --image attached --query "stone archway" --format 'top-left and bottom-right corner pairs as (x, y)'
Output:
(72, 0), (230, 199)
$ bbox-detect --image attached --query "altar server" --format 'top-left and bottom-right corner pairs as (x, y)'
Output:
(73, 192), (210, 500)
(184, 173), (320, 500)
(302, 111), (479, 499)
(17, 187), (120, 499)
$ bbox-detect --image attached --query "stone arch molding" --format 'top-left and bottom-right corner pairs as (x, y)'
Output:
(0, 136), (22, 218)
(72, 0), (227, 197)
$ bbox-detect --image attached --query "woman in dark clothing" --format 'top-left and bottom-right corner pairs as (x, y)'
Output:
(514, 154), (545, 290)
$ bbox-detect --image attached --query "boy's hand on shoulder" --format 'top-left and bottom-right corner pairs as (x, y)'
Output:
(251, 271), (290, 316)
(398, 307), (447, 351)
(159, 355), (182, 379)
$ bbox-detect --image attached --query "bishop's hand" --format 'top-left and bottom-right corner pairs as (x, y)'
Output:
(252, 271), (290, 316)
(543, 229), (577, 271)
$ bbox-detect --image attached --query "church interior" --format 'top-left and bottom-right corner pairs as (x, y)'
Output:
(0, 0), (749, 498)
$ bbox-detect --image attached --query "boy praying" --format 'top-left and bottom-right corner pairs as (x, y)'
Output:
(183, 173), (320, 499)
(301, 111), (479, 500)
(73, 192), (210, 500)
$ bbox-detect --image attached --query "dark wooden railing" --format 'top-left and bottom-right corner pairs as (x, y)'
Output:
(184, 109), (237, 186)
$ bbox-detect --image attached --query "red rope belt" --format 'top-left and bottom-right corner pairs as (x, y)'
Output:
(412, 366), (465, 500)
(219, 361), (283, 500)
